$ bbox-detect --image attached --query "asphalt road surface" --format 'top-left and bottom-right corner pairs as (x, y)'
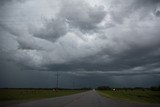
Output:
(3, 90), (160, 107)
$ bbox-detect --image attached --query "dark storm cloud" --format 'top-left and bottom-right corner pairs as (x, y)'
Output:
(0, 0), (28, 6)
(59, 0), (106, 31)
(46, 48), (160, 73)
(133, 0), (160, 7)
(109, 0), (160, 24)
(133, 0), (160, 17)
(155, 9), (160, 17)
(32, 0), (106, 42)
(0, 0), (17, 5)
(0, 0), (160, 88)
(33, 18), (67, 42)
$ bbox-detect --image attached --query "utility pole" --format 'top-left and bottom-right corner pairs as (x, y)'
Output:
(72, 78), (75, 89)
(56, 71), (59, 89)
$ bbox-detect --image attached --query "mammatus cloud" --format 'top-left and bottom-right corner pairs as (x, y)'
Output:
(59, 0), (106, 31)
(33, 18), (67, 42)
(0, 0), (160, 88)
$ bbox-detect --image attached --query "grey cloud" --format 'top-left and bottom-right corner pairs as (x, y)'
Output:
(32, 0), (106, 42)
(155, 9), (160, 17)
(109, 0), (160, 24)
(17, 41), (42, 50)
(0, 23), (21, 37)
(33, 19), (67, 42)
(0, 0), (12, 5)
(0, 0), (28, 6)
(133, 0), (160, 8)
(16, 36), (54, 50)
(1, 0), (160, 72)
(0, 0), (160, 88)
(0, 0), (16, 5)
(133, 0), (160, 18)
(60, 0), (106, 31)
(17, 37), (42, 50)
(43, 29), (160, 74)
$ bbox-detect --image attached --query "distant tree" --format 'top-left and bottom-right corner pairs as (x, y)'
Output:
(150, 86), (160, 91)
(96, 86), (111, 90)
(134, 87), (143, 90)
(80, 87), (92, 90)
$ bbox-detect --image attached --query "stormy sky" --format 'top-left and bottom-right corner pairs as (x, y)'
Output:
(0, 0), (160, 88)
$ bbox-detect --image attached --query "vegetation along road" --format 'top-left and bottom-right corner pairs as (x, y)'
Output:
(1, 90), (160, 107)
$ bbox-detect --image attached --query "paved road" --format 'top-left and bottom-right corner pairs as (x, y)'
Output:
(3, 90), (160, 107)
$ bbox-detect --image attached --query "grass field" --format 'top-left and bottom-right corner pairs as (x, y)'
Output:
(99, 90), (160, 104)
(0, 89), (85, 101)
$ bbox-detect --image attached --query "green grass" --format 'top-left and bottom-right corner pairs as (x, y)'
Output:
(98, 90), (160, 104)
(0, 89), (84, 101)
